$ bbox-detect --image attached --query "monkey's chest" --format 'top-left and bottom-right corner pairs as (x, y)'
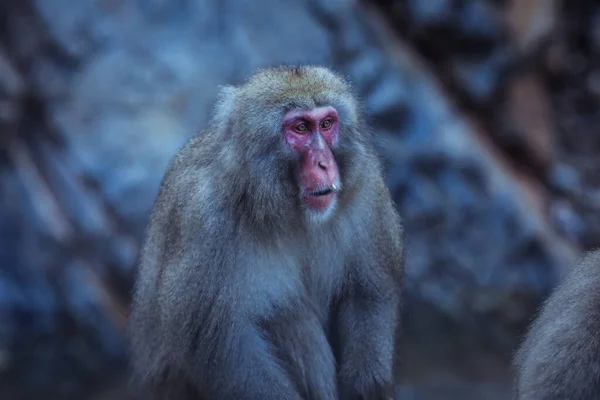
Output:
(301, 260), (345, 320)
(244, 251), (342, 321)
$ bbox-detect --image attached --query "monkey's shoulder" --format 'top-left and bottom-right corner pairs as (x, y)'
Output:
(568, 249), (600, 286)
(515, 250), (600, 386)
(151, 135), (224, 213)
(541, 250), (600, 318)
(350, 179), (403, 240)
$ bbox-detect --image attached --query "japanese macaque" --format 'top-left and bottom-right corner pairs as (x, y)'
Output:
(514, 249), (600, 399)
(128, 65), (405, 400)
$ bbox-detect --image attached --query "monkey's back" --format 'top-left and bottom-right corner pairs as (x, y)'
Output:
(514, 250), (600, 399)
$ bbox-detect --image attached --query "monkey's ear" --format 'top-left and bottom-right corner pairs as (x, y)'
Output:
(211, 85), (238, 128)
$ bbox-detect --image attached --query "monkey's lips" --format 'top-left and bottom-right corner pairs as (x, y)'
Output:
(302, 186), (338, 211)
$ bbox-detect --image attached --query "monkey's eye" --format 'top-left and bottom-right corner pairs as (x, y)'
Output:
(321, 119), (332, 129)
(295, 123), (308, 133)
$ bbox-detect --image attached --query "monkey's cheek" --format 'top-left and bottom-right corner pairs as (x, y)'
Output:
(302, 192), (336, 212)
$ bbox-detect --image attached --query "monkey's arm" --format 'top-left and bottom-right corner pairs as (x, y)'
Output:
(191, 317), (306, 400)
(258, 299), (339, 400)
(335, 282), (400, 400)
(336, 210), (403, 400)
(182, 293), (341, 400)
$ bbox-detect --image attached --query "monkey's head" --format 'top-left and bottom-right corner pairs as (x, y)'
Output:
(211, 65), (371, 225)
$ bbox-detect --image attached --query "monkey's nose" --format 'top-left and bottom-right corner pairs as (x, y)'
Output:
(317, 161), (327, 170)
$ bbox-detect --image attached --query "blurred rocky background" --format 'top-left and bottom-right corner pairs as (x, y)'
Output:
(0, 0), (597, 398)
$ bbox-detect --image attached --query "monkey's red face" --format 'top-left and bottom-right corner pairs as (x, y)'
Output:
(282, 106), (341, 214)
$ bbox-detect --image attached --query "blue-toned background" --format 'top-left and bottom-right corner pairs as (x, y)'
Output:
(1, 0), (596, 399)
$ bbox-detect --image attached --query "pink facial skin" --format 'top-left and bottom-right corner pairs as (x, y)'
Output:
(282, 106), (341, 212)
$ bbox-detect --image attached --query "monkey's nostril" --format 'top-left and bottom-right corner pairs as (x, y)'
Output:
(318, 161), (327, 170)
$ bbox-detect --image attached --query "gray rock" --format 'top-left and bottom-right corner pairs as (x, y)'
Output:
(406, 0), (455, 27)
(0, 0), (575, 399)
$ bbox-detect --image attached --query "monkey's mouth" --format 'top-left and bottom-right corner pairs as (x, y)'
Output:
(309, 187), (334, 197)
(306, 183), (340, 198)
(302, 184), (339, 211)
